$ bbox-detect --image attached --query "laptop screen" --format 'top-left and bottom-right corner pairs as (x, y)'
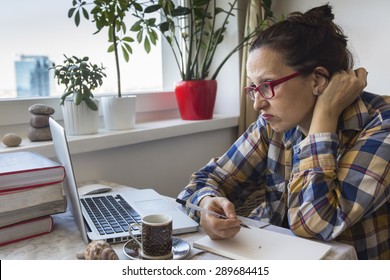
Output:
(49, 117), (91, 243)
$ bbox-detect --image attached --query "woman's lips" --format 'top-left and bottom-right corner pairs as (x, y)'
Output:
(261, 114), (274, 121)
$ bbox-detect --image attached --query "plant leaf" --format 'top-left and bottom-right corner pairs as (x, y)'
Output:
(133, 2), (143, 12)
(130, 20), (142, 32)
(146, 18), (156, 26)
(123, 42), (133, 54)
(159, 21), (170, 33)
(148, 29), (158, 45)
(137, 29), (143, 43)
(144, 4), (161, 14)
(85, 97), (98, 111)
(122, 36), (134, 43)
(107, 44), (115, 53)
(75, 11), (81, 26)
(82, 7), (89, 20)
(74, 91), (83, 105)
(68, 8), (76, 18)
(172, 6), (191, 17)
(122, 46), (130, 62)
(144, 37), (151, 53)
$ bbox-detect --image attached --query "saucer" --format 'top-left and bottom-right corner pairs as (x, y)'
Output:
(123, 237), (191, 260)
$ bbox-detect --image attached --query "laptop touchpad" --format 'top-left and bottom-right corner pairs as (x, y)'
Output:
(135, 199), (176, 215)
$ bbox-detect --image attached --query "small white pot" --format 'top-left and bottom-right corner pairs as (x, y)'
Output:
(61, 99), (99, 135)
(101, 95), (136, 130)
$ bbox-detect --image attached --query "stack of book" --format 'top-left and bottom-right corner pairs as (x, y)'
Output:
(0, 151), (67, 246)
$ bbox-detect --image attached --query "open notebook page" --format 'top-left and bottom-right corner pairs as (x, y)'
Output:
(194, 226), (332, 260)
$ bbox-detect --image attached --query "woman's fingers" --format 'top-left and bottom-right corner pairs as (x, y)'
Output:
(199, 196), (241, 239)
(354, 67), (368, 88)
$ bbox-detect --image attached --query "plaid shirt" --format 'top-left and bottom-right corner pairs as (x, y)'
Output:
(178, 91), (390, 260)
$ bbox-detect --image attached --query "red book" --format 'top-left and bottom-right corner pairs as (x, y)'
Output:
(0, 216), (53, 246)
(0, 151), (65, 193)
(0, 182), (67, 227)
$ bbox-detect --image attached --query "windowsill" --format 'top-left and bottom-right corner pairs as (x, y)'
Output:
(0, 111), (239, 158)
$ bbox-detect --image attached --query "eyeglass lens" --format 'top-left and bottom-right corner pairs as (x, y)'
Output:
(246, 84), (272, 100)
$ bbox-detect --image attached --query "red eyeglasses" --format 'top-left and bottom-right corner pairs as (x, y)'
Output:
(244, 72), (300, 100)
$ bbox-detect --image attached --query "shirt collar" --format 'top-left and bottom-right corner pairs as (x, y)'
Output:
(282, 127), (303, 149)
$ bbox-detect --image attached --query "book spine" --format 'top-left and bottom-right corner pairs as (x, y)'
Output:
(0, 228), (52, 247)
(0, 174), (65, 193)
(0, 196), (67, 228)
(0, 181), (64, 195)
(0, 183), (65, 213)
(0, 151), (65, 192)
(0, 216), (53, 247)
(0, 165), (64, 176)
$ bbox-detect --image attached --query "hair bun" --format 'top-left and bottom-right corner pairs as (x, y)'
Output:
(287, 4), (335, 27)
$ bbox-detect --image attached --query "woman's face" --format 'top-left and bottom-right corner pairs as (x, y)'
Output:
(246, 47), (317, 134)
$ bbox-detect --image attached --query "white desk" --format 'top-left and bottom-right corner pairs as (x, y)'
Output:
(0, 184), (357, 260)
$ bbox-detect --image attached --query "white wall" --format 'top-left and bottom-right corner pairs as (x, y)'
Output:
(212, 0), (241, 116)
(272, 0), (390, 95)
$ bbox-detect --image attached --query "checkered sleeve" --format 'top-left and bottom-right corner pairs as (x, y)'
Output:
(177, 119), (269, 220)
(288, 124), (390, 241)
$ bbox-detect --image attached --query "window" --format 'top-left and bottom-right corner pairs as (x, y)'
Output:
(0, 0), (240, 128)
(0, 0), (164, 99)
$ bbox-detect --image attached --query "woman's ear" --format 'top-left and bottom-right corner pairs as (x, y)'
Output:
(313, 67), (329, 96)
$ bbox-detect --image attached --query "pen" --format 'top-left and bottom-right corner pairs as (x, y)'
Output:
(176, 198), (250, 228)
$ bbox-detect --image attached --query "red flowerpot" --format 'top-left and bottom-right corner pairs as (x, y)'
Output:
(175, 80), (217, 120)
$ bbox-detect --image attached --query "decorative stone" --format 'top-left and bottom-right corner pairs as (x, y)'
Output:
(28, 104), (55, 142)
(2, 133), (22, 147)
(28, 104), (55, 115)
(30, 115), (50, 128)
(28, 127), (52, 142)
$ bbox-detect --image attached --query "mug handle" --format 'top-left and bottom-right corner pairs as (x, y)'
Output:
(129, 222), (142, 248)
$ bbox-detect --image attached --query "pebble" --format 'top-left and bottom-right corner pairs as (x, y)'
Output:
(28, 127), (52, 142)
(30, 114), (50, 128)
(2, 133), (22, 147)
(28, 104), (55, 115)
(28, 104), (55, 141)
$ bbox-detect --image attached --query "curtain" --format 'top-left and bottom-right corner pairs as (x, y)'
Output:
(238, 0), (264, 136)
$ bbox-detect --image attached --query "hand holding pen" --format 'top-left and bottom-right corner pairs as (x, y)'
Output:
(177, 196), (242, 239)
(176, 198), (251, 227)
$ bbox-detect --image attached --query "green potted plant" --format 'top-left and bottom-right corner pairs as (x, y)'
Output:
(139, 0), (275, 120)
(51, 55), (106, 135)
(68, 0), (158, 130)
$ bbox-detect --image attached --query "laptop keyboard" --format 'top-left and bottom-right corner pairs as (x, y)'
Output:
(80, 194), (142, 236)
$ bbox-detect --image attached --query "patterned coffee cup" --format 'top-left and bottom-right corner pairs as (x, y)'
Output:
(129, 214), (173, 259)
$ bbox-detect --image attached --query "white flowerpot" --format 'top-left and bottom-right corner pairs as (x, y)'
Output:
(61, 99), (99, 135)
(101, 96), (136, 130)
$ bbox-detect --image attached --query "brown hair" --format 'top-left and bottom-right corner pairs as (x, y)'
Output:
(249, 4), (354, 76)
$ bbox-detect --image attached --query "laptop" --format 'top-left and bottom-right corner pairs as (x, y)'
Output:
(48, 117), (198, 244)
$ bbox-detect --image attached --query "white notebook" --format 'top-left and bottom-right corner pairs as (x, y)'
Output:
(194, 226), (332, 260)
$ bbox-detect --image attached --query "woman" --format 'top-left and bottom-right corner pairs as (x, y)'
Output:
(178, 4), (389, 260)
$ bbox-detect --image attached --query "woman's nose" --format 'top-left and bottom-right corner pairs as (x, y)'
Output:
(253, 95), (268, 111)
